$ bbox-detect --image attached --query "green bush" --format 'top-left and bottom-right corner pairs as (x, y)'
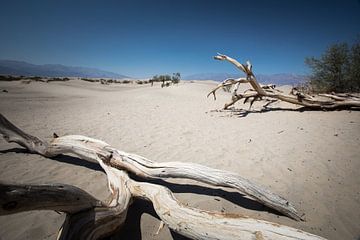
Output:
(305, 40), (360, 93)
(150, 72), (181, 87)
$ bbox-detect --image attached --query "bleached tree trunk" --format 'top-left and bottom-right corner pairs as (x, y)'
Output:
(0, 113), (326, 239)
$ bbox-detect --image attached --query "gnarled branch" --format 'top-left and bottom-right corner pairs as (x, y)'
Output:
(0, 113), (302, 221)
(58, 167), (131, 240)
(127, 179), (325, 240)
(0, 113), (327, 239)
(208, 54), (360, 110)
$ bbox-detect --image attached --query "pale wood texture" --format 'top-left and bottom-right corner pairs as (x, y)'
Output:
(208, 53), (360, 110)
(58, 167), (131, 240)
(127, 179), (325, 240)
(108, 149), (302, 221)
(0, 113), (302, 221)
(0, 113), (326, 239)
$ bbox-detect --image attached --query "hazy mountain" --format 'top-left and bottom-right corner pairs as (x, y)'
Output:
(0, 60), (130, 78)
(184, 72), (308, 86)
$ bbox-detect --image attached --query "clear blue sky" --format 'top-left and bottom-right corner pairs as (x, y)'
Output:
(0, 0), (359, 78)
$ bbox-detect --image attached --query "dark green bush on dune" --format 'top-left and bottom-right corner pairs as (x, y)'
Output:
(305, 40), (360, 93)
(149, 72), (181, 87)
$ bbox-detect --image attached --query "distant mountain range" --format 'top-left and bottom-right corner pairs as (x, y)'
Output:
(0, 60), (308, 85)
(0, 60), (130, 78)
(184, 72), (308, 86)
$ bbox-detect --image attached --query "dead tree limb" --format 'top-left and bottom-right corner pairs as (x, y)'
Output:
(0, 183), (102, 215)
(0, 113), (302, 221)
(208, 53), (360, 110)
(58, 167), (131, 240)
(127, 180), (325, 240)
(109, 150), (302, 221)
(0, 181), (130, 240)
(0, 114), (132, 239)
(0, 113), (326, 239)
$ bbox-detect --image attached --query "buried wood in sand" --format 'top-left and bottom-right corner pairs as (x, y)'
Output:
(207, 53), (360, 111)
(0, 114), (326, 239)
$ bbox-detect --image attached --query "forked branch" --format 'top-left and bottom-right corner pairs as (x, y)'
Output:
(208, 53), (360, 110)
(0, 113), (302, 221)
(0, 113), (326, 239)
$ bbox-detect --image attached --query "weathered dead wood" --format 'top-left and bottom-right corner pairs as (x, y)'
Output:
(208, 53), (360, 110)
(108, 150), (303, 221)
(0, 113), (302, 221)
(0, 113), (327, 239)
(0, 114), (132, 239)
(58, 167), (131, 240)
(0, 181), (130, 240)
(127, 179), (325, 240)
(207, 78), (249, 100)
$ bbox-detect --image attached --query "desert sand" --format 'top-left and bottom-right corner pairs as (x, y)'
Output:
(0, 79), (359, 240)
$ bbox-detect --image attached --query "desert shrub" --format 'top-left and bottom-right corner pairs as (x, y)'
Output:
(0, 75), (22, 81)
(171, 72), (181, 84)
(30, 76), (42, 81)
(0, 75), (9, 81)
(21, 80), (31, 84)
(305, 40), (360, 93)
(47, 77), (65, 82)
(100, 79), (109, 85)
(81, 78), (92, 82)
(81, 78), (99, 82)
(150, 72), (181, 87)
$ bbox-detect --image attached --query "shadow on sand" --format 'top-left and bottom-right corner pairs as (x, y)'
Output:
(213, 105), (360, 118)
(0, 147), (103, 172)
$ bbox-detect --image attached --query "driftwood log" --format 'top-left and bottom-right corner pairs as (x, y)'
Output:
(0, 114), (326, 239)
(207, 53), (360, 110)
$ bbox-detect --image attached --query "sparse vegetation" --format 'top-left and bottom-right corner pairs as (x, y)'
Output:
(149, 72), (181, 87)
(0, 75), (22, 81)
(47, 77), (70, 82)
(305, 40), (360, 93)
(81, 78), (99, 82)
(0, 75), (71, 82)
(80, 78), (148, 85)
(172, 72), (181, 84)
(29, 76), (43, 81)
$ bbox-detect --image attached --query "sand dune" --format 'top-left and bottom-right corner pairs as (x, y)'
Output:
(0, 80), (359, 239)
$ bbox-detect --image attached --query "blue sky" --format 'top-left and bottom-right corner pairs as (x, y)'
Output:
(0, 0), (359, 78)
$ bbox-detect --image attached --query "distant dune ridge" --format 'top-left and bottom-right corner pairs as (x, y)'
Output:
(183, 72), (308, 86)
(0, 60), (130, 78)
